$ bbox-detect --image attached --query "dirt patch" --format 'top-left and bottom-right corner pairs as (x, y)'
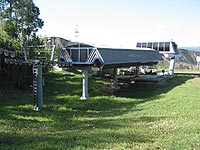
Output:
(193, 77), (200, 83)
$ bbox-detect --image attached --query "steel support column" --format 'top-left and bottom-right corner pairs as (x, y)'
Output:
(135, 66), (140, 77)
(112, 68), (120, 90)
(80, 69), (90, 100)
(169, 58), (175, 77)
(33, 64), (43, 111)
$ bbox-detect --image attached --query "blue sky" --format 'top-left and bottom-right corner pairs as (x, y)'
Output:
(34, 0), (200, 47)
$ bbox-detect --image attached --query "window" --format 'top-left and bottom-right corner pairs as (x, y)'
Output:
(142, 42), (147, 48)
(159, 42), (164, 51)
(147, 42), (153, 49)
(80, 49), (87, 62)
(136, 43), (142, 48)
(164, 42), (170, 51)
(153, 42), (158, 51)
(71, 49), (79, 62)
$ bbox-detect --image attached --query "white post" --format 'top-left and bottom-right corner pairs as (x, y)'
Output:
(169, 58), (175, 77)
(112, 68), (120, 90)
(50, 45), (56, 61)
(80, 69), (89, 100)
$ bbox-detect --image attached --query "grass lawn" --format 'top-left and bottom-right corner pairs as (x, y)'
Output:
(0, 70), (200, 150)
(175, 69), (200, 73)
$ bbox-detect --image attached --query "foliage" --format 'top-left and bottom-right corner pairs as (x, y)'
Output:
(0, 0), (46, 88)
(0, 28), (20, 51)
(0, 71), (200, 149)
(156, 60), (169, 70)
(1, 0), (44, 40)
(0, 0), (44, 53)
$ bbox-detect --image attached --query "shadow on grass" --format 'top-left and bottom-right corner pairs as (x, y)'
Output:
(0, 113), (164, 150)
(44, 71), (194, 99)
(114, 75), (194, 99)
(0, 72), (195, 149)
(0, 73), (193, 122)
(0, 130), (154, 150)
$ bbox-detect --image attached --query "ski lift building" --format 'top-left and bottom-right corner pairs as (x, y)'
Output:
(136, 40), (179, 76)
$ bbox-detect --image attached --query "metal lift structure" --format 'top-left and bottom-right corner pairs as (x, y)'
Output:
(60, 45), (163, 100)
(0, 42), (72, 111)
(0, 37), (164, 110)
(136, 40), (180, 77)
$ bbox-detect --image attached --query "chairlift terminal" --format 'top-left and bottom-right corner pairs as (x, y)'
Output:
(0, 38), (180, 111)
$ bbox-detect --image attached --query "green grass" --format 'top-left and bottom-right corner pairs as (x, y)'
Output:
(175, 69), (200, 73)
(0, 71), (200, 150)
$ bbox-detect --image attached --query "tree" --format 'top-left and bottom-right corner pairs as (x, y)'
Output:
(0, 0), (44, 88)
(2, 0), (44, 43)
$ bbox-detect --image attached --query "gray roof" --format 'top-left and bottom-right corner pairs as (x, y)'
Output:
(87, 47), (162, 69)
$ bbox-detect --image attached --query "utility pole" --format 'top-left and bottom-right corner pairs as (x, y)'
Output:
(75, 25), (80, 61)
(75, 25), (79, 39)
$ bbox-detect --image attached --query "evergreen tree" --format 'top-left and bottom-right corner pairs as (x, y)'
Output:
(0, 0), (44, 88)
(2, 0), (44, 39)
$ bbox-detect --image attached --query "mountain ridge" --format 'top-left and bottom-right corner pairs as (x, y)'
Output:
(180, 47), (200, 51)
(175, 48), (200, 69)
